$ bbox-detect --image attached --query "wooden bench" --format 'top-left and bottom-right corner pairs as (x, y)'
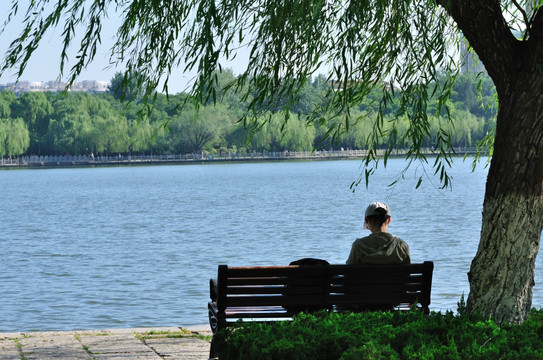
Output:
(208, 261), (433, 334)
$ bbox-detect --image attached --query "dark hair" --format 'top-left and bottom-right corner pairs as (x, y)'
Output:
(365, 207), (390, 227)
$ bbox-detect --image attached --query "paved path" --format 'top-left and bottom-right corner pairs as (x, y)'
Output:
(0, 326), (213, 360)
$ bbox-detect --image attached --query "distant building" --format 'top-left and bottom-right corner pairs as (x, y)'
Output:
(73, 80), (110, 93)
(460, 40), (486, 74)
(0, 80), (110, 95)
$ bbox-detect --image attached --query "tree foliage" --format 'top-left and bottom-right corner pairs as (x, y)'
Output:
(0, 116), (29, 157)
(0, 0), (461, 185)
(0, 72), (495, 158)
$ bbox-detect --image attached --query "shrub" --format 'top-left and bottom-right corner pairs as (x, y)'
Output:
(212, 309), (543, 360)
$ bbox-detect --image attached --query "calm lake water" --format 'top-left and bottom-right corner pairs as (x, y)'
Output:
(1, 158), (542, 332)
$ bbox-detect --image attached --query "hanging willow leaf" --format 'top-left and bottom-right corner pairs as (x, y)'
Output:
(0, 0), (509, 189)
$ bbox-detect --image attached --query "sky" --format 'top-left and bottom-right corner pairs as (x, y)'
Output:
(0, 1), (249, 94)
(0, 2), (119, 86)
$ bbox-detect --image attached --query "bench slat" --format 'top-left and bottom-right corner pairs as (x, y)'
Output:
(226, 264), (428, 277)
(227, 285), (326, 295)
(330, 284), (424, 294)
(329, 292), (424, 303)
(224, 312), (292, 319)
(227, 276), (327, 286)
(329, 266), (426, 277)
(227, 266), (329, 277)
(225, 306), (291, 318)
(330, 273), (424, 282)
(227, 295), (326, 307)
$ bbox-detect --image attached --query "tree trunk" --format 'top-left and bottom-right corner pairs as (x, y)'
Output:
(437, 0), (543, 325)
(466, 73), (543, 324)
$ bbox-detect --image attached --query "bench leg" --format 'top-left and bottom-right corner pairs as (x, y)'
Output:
(208, 302), (225, 358)
(209, 337), (219, 359)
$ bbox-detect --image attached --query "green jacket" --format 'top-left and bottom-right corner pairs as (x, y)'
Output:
(346, 232), (411, 265)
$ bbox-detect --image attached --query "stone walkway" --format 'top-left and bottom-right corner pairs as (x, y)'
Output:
(0, 326), (213, 360)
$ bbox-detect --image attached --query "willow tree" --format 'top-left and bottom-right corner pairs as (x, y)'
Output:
(1, 0), (542, 324)
(0, 117), (30, 157)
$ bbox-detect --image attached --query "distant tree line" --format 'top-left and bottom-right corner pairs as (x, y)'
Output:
(0, 70), (496, 158)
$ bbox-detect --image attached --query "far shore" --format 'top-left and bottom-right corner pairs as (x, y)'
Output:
(0, 148), (478, 169)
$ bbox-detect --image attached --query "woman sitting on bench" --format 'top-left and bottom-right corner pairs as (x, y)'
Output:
(346, 202), (411, 265)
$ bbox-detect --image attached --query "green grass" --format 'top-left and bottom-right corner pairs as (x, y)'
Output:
(136, 329), (212, 342)
(11, 338), (27, 360)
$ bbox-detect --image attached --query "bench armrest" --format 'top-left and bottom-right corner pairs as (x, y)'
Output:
(210, 278), (218, 301)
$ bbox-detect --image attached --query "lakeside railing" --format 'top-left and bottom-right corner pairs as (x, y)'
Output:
(0, 148), (478, 168)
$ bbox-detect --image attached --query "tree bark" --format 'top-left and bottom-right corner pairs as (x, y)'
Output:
(438, 0), (543, 323)
(467, 78), (543, 323)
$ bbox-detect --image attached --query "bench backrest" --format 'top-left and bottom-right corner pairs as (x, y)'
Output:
(215, 261), (434, 315)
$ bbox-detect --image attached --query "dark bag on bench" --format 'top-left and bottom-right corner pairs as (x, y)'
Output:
(283, 258), (329, 313)
(289, 258), (329, 266)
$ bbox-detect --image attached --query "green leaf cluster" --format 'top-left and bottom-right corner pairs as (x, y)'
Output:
(213, 309), (543, 360)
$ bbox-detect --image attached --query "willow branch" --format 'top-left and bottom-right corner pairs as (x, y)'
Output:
(510, 0), (530, 40)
